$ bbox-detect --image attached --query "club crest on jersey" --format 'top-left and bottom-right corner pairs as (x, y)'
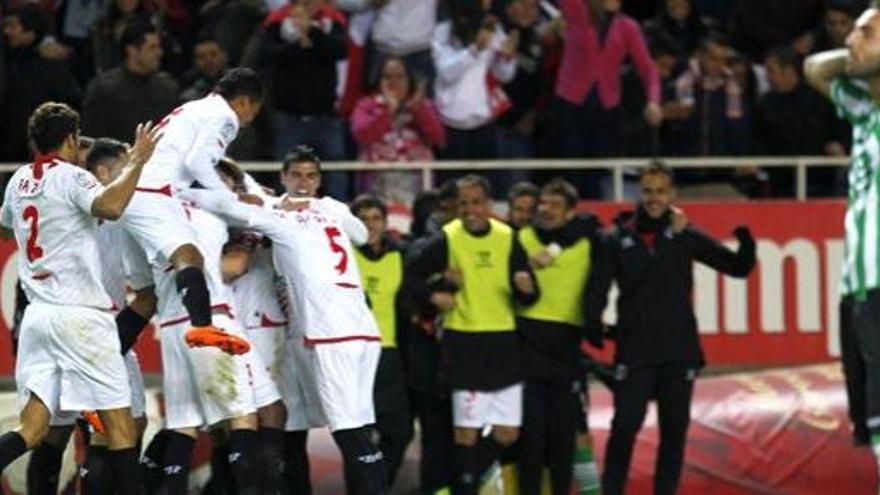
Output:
(476, 251), (493, 268)
(75, 171), (98, 190)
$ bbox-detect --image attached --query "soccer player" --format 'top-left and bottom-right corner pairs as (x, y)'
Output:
(0, 102), (159, 494)
(117, 67), (263, 354)
(180, 148), (387, 495)
(805, 3), (880, 486)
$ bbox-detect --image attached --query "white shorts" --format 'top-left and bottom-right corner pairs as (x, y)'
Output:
(16, 304), (131, 417)
(119, 190), (197, 265)
(241, 342), (282, 409)
(281, 337), (380, 432)
(125, 351), (146, 419)
(452, 383), (523, 429)
(160, 314), (256, 429)
(49, 351), (146, 427)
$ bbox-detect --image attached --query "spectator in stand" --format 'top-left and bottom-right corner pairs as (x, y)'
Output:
(197, 0), (265, 65)
(259, 0), (349, 198)
(729, 0), (824, 60)
(56, 0), (108, 83)
(90, 0), (155, 73)
(1, 3), (82, 161)
(82, 20), (178, 144)
(433, 0), (518, 161)
(555, 0), (662, 198)
(180, 35), (229, 102)
(667, 33), (750, 157)
(496, 0), (555, 160)
(755, 45), (849, 195)
(507, 180), (539, 230)
(351, 56), (446, 205)
(793, 0), (858, 56)
(339, 0), (439, 84)
(644, 0), (716, 55)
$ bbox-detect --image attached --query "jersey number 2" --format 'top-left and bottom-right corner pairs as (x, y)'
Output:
(23, 205), (43, 262)
(324, 227), (348, 275)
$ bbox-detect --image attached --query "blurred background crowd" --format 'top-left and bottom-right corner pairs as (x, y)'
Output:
(0, 0), (863, 200)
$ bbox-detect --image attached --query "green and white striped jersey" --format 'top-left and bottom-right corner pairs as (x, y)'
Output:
(831, 76), (880, 298)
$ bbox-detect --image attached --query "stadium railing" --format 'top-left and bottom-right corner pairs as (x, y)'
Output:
(0, 156), (850, 201)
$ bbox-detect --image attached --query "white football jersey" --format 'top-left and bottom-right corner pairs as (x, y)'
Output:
(138, 93), (240, 194)
(230, 246), (286, 331)
(0, 159), (111, 309)
(153, 200), (234, 325)
(96, 222), (127, 311)
(174, 189), (378, 340)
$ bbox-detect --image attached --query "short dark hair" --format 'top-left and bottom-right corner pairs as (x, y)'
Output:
(507, 181), (539, 204)
(540, 178), (579, 208)
(438, 179), (459, 202)
(85, 138), (127, 173)
(214, 68), (264, 103)
(640, 160), (675, 184)
(699, 31), (730, 52)
(120, 19), (158, 52)
(351, 194), (388, 219)
(282, 145), (322, 173)
(216, 157), (246, 191)
(27, 102), (80, 154)
(765, 44), (798, 69)
(456, 174), (492, 198)
(10, 3), (50, 41)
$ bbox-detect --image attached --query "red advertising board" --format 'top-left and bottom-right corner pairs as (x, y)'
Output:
(589, 363), (877, 494)
(0, 200), (849, 376)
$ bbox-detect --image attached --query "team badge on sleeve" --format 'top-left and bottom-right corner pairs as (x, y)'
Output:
(75, 170), (99, 190)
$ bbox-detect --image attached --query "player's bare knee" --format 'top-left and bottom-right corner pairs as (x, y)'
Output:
(174, 427), (199, 439)
(453, 428), (479, 446)
(229, 413), (258, 431)
(98, 408), (138, 449)
(18, 419), (50, 449)
(170, 243), (204, 269)
(258, 400), (287, 429)
(492, 426), (519, 447)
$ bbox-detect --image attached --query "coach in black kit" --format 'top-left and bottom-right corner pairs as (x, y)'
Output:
(585, 162), (756, 495)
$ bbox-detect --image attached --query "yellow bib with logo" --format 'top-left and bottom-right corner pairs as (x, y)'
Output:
(443, 218), (515, 333)
(354, 249), (403, 348)
(516, 226), (591, 327)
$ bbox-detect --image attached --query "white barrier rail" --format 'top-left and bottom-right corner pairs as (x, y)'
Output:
(0, 156), (851, 201)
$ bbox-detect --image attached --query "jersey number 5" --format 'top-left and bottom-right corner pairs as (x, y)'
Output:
(23, 205), (43, 262)
(324, 227), (348, 275)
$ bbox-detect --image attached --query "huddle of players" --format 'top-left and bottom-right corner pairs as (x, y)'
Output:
(0, 68), (390, 495)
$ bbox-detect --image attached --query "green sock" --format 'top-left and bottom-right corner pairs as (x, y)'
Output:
(573, 445), (600, 495)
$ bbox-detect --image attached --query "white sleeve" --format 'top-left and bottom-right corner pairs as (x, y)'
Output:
(432, 22), (478, 84)
(243, 172), (276, 204)
(318, 197), (368, 246)
(0, 182), (14, 229)
(65, 168), (105, 215)
(178, 188), (291, 244)
(490, 29), (517, 83)
(183, 114), (240, 192)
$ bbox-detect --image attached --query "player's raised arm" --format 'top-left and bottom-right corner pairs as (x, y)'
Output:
(90, 122), (161, 220)
(804, 48), (848, 99)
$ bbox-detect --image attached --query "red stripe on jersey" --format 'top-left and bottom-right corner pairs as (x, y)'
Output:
(31, 153), (58, 180)
(259, 313), (287, 328)
(160, 303), (234, 328)
(135, 184), (173, 197)
(302, 335), (381, 346)
(335, 282), (359, 289)
(31, 272), (51, 280)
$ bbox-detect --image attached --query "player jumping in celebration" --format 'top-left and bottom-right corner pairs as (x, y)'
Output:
(0, 102), (160, 494)
(117, 67), (263, 354)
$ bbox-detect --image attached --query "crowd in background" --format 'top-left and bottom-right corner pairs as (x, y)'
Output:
(0, 0), (864, 199)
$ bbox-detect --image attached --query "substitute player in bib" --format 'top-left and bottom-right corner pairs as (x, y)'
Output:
(118, 67), (264, 355)
(181, 150), (387, 495)
(806, 4), (880, 488)
(0, 102), (160, 494)
(408, 174), (539, 495)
